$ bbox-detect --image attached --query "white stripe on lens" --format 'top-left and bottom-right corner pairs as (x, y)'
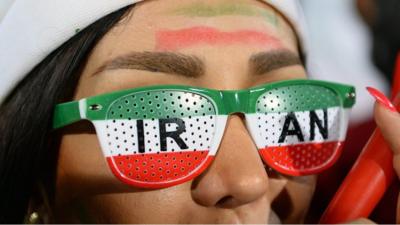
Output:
(246, 107), (345, 149)
(93, 115), (222, 157)
(208, 115), (228, 156)
(339, 108), (350, 140)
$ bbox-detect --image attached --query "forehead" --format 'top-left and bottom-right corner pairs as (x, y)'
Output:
(92, 0), (298, 57)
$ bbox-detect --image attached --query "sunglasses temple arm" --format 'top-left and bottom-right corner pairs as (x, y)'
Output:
(53, 99), (87, 129)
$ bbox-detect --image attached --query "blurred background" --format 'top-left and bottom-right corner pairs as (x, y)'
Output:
(300, 0), (400, 223)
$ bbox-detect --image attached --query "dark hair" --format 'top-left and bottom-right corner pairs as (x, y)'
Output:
(0, 5), (133, 223)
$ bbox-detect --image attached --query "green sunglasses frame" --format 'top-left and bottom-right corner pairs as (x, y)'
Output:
(53, 79), (355, 129)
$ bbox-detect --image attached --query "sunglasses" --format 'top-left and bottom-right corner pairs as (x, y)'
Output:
(53, 79), (355, 189)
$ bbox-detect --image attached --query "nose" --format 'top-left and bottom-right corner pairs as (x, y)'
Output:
(191, 114), (269, 208)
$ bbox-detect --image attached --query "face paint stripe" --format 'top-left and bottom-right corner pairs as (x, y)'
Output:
(169, 2), (278, 26)
(155, 26), (282, 51)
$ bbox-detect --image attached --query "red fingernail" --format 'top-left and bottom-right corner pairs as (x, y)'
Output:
(367, 87), (397, 112)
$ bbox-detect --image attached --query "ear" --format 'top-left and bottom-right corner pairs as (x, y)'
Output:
(24, 182), (52, 224)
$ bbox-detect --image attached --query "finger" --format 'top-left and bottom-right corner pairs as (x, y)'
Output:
(368, 89), (400, 223)
(368, 88), (400, 169)
(373, 99), (400, 173)
(374, 102), (400, 223)
(374, 101), (400, 152)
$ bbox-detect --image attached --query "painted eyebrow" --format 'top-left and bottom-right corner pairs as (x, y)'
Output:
(249, 50), (302, 75)
(92, 51), (205, 78)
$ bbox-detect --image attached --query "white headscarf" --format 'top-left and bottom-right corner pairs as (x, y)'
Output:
(0, 0), (307, 103)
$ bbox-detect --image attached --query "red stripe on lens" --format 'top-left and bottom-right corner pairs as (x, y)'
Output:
(106, 150), (213, 188)
(259, 141), (344, 176)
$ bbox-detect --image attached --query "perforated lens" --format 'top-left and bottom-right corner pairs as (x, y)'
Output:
(250, 84), (347, 175)
(94, 90), (219, 188)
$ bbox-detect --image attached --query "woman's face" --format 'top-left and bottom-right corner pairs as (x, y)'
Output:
(54, 0), (314, 223)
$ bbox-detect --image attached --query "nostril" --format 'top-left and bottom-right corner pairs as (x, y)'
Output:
(215, 195), (235, 208)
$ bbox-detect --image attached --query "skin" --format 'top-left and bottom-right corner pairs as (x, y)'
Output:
(374, 94), (400, 224)
(53, 0), (316, 223)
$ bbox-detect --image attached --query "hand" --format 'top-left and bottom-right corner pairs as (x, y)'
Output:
(371, 91), (400, 224)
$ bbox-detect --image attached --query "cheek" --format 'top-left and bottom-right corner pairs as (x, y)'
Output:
(55, 122), (123, 204)
(278, 175), (317, 222)
(81, 188), (191, 223)
(57, 178), (194, 223)
(287, 175), (317, 207)
(54, 123), (194, 223)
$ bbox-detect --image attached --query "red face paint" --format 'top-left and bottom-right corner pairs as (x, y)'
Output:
(156, 26), (282, 51)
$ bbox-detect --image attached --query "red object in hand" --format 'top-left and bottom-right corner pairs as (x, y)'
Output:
(320, 52), (400, 224)
(319, 130), (395, 223)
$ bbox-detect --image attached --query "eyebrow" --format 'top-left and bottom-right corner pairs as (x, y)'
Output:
(249, 50), (302, 75)
(93, 51), (205, 78)
(93, 50), (302, 79)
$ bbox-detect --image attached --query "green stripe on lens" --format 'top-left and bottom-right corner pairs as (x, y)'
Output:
(106, 90), (216, 120)
(256, 85), (340, 113)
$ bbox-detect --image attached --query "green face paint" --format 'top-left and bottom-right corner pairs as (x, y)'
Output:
(168, 2), (278, 26)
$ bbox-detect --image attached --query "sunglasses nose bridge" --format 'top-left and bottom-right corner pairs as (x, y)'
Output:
(220, 90), (249, 115)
